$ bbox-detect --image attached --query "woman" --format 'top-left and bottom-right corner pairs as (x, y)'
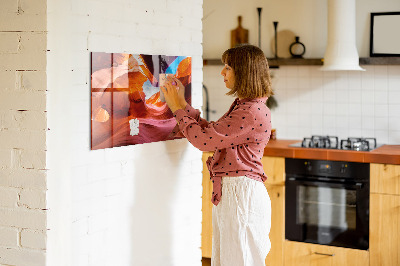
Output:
(161, 44), (273, 266)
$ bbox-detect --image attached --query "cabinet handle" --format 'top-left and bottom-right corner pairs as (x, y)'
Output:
(314, 252), (335, 257)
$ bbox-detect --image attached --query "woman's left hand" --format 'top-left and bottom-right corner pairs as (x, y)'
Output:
(161, 76), (186, 113)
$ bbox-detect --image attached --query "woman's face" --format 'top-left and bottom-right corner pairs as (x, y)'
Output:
(220, 64), (235, 89)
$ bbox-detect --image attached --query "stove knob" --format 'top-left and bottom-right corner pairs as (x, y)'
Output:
(305, 162), (312, 171)
(340, 164), (347, 174)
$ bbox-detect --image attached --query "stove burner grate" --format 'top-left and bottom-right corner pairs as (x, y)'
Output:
(301, 135), (339, 149)
(340, 137), (377, 151)
(298, 136), (378, 151)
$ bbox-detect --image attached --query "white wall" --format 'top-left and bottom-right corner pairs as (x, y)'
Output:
(203, 0), (400, 145)
(204, 64), (400, 145)
(0, 0), (48, 265)
(271, 65), (400, 144)
(204, 0), (326, 59)
(203, 0), (400, 58)
(46, 0), (203, 266)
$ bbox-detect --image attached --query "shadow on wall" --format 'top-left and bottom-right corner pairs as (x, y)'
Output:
(130, 139), (189, 265)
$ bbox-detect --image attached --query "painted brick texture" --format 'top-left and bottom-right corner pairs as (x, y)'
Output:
(0, 0), (48, 265)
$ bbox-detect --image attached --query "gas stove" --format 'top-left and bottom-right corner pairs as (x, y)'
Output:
(289, 135), (381, 151)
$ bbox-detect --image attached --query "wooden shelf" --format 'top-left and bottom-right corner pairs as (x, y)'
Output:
(203, 58), (323, 67)
(268, 58), (322, 67)
(203, 57), (400, 67)
(359, 57), (400, 65)
(202, 59), (223, 66)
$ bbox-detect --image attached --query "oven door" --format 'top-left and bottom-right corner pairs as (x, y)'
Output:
(285, 177), (369, 250)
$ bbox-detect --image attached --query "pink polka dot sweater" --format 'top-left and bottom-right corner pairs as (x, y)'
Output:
(173, 97), (271, 205)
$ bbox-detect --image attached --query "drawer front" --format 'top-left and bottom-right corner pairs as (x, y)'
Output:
(284, 241), (369, 266)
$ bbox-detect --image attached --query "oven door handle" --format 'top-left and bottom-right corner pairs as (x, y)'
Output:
(287, 177), (364, 189)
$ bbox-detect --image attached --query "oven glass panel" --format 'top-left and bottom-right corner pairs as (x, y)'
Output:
(297, 186), (357, 230)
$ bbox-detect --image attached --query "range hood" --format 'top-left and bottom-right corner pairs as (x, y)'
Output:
(320, 0), (365, 71)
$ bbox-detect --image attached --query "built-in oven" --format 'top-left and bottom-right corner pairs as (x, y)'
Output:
(285, 158), (369, 250)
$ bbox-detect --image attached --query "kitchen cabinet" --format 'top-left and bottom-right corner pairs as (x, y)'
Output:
(260, 141), (400, 266)
(261, 156), (285, 266)
(264, 184), (284, 266)
(201, 152), (213, 258)
(370, 193), (400, 266)
(370, 163), (400, 266)
(201, 154), (286, 266)
(261, 156), (285, 186)
(370, 163), (400, 195)
(284, 241), (369, 266)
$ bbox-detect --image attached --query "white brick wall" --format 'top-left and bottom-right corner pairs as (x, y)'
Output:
(0, 187), (19, 208)
(0, 248), (46, 266)
(47, 1), (203, 266)
(0, 227), (19, 247)
(0, 0), (48, 265)
(21, 229), (47, 250)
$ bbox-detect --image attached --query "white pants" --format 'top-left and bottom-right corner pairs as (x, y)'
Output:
(212, 176), (271, 266)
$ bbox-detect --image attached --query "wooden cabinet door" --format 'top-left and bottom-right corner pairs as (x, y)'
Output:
(201, 152), (213, 258)
(370, 193), (400, 266)
(264, 184), (284, 266)
(262, 156), (285, 186)
(284, 241), (369, 266)
(262, 156), (285, 265)
(370, 163), (400, 195)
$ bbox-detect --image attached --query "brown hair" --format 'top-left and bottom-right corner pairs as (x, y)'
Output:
(221, 44), (273, 99)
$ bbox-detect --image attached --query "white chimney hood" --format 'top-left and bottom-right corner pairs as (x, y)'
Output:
(320, 0), (365, 71)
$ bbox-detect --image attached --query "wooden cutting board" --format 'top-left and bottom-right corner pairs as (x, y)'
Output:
(231, 16), (249, 48)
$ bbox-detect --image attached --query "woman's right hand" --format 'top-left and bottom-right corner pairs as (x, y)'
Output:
(161, 76), (187, 113)
(169, 76), (187, 108)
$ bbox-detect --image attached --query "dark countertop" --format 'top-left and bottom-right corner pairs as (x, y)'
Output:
(263, 139), (400, 165)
